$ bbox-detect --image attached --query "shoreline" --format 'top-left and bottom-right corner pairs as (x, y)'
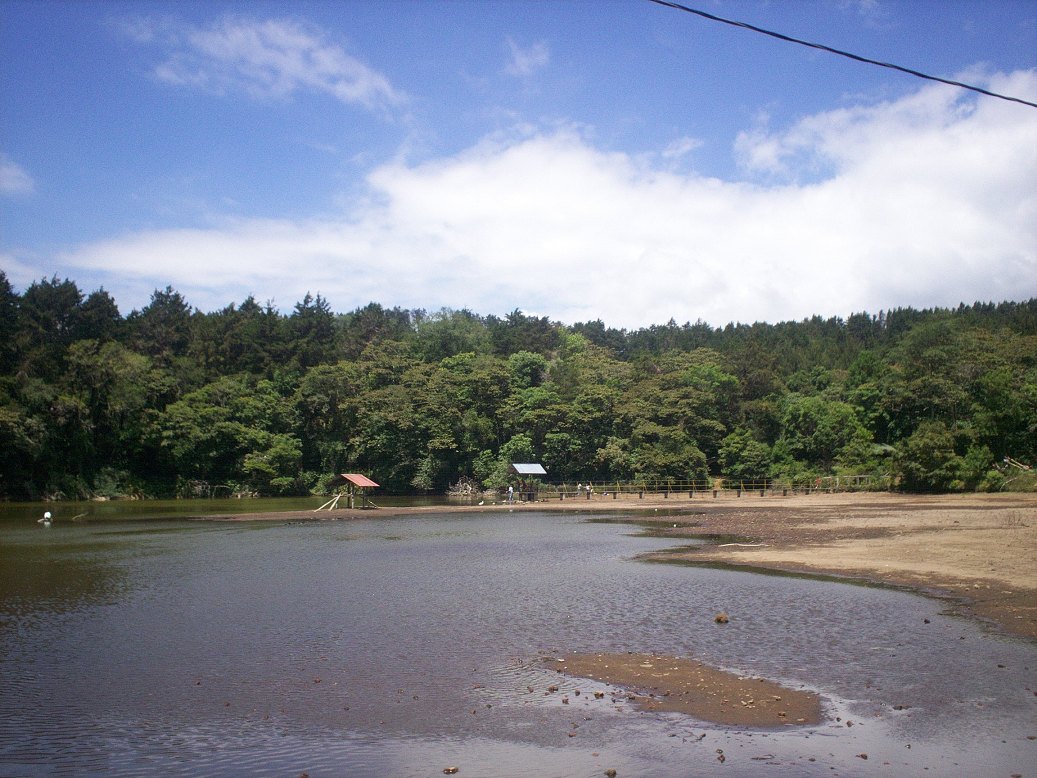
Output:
(203, 491), (1037, 640)
(199, 491), (1036, 728)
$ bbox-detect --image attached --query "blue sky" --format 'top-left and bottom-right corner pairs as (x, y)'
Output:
(2, 0), (1036, 328)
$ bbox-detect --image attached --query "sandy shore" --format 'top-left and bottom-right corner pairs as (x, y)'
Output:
(630, 491), (1037, 642)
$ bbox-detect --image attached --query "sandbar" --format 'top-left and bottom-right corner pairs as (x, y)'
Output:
(542, 652), (822, 727)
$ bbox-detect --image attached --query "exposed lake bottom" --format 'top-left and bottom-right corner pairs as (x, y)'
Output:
(1, 512), (1034, 776)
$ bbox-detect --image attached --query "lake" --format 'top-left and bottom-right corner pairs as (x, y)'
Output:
(1, 507), (1034, 776)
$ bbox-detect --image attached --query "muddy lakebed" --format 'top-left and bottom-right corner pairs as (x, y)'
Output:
(1, 509), (1034, 776)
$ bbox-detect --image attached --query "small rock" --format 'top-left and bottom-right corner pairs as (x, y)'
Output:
(443, 768), (459, 775)
(605, 770), (617, 778)
(714, 612), (730, 624)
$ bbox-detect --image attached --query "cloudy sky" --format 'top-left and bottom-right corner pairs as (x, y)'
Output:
(2, 0), (1035, 329)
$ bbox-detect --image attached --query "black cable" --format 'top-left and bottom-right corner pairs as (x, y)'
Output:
(647, 0), (1037, 110)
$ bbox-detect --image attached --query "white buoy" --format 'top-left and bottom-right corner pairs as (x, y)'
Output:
(38, 511), (52, 526)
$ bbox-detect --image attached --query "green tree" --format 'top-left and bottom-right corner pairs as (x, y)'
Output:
(16, 276), (84, 379)
(295, 361), (365, 475)
(719, 428), (772, 482)
(285, 293), (337, 370)
(0, 272), (18, 374)
(75, 289), (123, 342)
(156, 375), (302, 494)
(628, 422), (707, 482)
(413, 308), (490, 361)
(894, 420), (960, 492)
(779, 394), (872, 472)
(128, 286), (194, 366)
(191, 296), (284, 378)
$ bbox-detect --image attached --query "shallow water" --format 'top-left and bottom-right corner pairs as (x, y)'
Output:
(1, 511), (1034, 777)
(0, 494), (460, 523)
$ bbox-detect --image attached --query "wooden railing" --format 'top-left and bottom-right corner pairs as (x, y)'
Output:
(525, 474), (888, 500)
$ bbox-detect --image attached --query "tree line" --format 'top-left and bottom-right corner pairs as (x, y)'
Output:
(2, 271), (1035, 499)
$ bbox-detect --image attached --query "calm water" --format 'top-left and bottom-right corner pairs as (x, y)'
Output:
(1, 510), (1034, 777)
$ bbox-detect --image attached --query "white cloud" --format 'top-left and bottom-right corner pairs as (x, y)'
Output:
(131, 16), (406, 115)
(504, 37), (549, 77)
(661, 136), (704, 161)
(52, 71), (1037, 328)
(0, 154), (34, 196)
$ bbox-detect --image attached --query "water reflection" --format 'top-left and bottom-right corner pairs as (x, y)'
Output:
(0, 495), (458, 525)
(0, 532), (128, 624)
(0, 512), (1034, 777)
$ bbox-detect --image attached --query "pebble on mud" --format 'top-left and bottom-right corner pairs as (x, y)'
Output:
(714, 612), (730, 624)
(545, 652), (822, 727)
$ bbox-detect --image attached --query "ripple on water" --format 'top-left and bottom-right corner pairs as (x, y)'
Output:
(1, 512), (1035, 777)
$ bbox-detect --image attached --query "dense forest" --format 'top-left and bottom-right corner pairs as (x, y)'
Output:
(1, 271), (1035, 500)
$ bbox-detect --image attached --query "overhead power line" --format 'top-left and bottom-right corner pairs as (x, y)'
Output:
(647, 0), (1037, 110)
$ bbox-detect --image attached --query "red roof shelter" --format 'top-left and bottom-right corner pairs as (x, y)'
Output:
(341, 474), (379, 489)
(316, 473), (380, 511)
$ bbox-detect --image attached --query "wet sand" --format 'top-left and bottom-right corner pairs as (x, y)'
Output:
(542, 652), (822, 727)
